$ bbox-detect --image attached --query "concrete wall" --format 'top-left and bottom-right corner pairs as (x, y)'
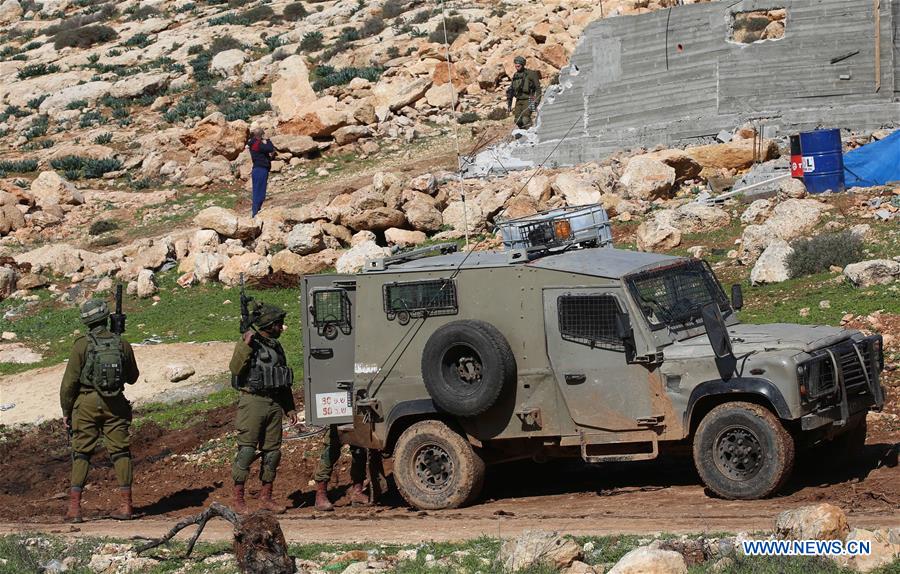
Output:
(497, 0), (900, 170)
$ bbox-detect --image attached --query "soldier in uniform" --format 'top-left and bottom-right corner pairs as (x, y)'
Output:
(230, 303), (297, 514)
(506, 55), (542, 129)
(60, 299), (140, 523)
(313, 425), (369, 511)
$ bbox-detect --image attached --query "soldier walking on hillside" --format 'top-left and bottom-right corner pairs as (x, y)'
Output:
(60, 299), (140, 523)
(313, 425), (370, 511)
(230, 302), (296, 514)
(506, 55), (542, 129)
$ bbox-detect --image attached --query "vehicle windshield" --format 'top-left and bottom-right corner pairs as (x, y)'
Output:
(626, 260), (732, 332)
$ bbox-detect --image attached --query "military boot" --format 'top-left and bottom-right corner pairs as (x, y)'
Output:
(258, 482), (286, 514)
(314, 481), (334, 512)
(64, 488), (83, 523)
(111, 487), (133, 520)
(232, 483), (248, 514)
(349, 483), (369, 507)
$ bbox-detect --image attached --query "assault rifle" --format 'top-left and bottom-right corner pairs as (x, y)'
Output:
(110, 284), (126, 335)
(239, 273), (256, 333)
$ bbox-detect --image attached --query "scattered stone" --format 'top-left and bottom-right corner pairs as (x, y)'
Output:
(30, 172), (84, 207)
(1, 332), (16, 341)
(636, 219), (681, 251)
(499, 530), (583, 572)
(166, 364), (195, 382)
(607, 546), (687, 574)
(620, 156), (676, 200)
(384, 228), (427, 247)
(775, 503), (850, 541)
(833, 529), (900, 573)
(136, 269), (158, 298)
(843, 260), (900, 287)
(286, 223), (325, 255)
(740, 199), (772, 224)
(0, 343), (42, 364)
(335, 241), (391, 274)
(750, 239), (794, 285)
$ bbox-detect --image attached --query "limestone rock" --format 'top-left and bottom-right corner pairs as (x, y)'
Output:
(39, 81), (112, 116)
(636, 219), (681, 251)
(779, 177), (807, 199)
(410, 174), (437, 194)
(218, 253), (269, 286)
(194, 252), (227, 283)
(136, 269), (158, 298)
(191, 229), (220, 253)
(424, 83), (456, 109)
(210, 49), (247, 77)
(333, 125), (371, 145)
(657, 203), (730, 234)
(270, 134), (317, 156)
(843, 260), (900, 288)
(131, 241), (171, 272)
(405, 200), (443, 232)
(499, 530), (582, 572)
(344, 207), (406, 233)
(442, 200), (486, 233)
(15, 244), (97, 276)
(620, 156), (676, 200)
(607, 546), (687, 574)
(277, 95), (347, 138)
(686, 139), (780, 170)
(270, 55), (316, 120)
(527, 174), (552, 203)
(750, 239), (794, 285)
(502, 195), (539, 219)
(740, 199), (772, 224)
(372, 77), (432, 116)
(385, 228), (427, 247)
(552, 173), (601, 206)
(166, 364), (195, 382)
(775, 504), (850, 541)
(30, 172), (84, 207)
(271, 248), (339, 276)
(110, 73), (169, 99)
(647, 149), (702, 184)
(335, 241), (391, 274)
(195, 207), (239, 237)
(739, 199), (831, 264)
(0, 266), (16, 299)
(0, 204), (25, 235)
(0, 0), (23, 24)
(562, 561), (597, 574)
(833, 529), (900, 573)
(180, 112), (248, 161)
(286, 223), (325, 255)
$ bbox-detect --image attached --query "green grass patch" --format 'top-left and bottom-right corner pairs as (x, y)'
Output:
(134, 379), (236, 430)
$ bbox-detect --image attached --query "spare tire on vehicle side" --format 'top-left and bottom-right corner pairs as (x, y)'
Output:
(421, 320), (516, 417)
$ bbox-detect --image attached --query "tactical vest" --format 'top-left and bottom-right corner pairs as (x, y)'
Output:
(235, 339), (293, 392)
(80, 332), (125, 397)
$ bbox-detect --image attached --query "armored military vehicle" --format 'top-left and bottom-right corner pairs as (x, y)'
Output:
(301, 205), (884, 510)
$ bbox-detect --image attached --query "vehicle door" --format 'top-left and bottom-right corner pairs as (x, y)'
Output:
(543, 287), (657, 431)
(302, 275), (356, 426)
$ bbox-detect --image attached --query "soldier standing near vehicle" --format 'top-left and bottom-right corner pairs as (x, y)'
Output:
(506, 55), (542, 129)
(60, 298), (140, 523)
(230, 302), (297, 514)
(313, 425), (369, 511)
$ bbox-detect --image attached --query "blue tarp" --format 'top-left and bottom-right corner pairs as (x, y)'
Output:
(843, 129), (900, 188)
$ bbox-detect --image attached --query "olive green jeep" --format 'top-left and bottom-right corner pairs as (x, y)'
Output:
(301, 207), (884, 510)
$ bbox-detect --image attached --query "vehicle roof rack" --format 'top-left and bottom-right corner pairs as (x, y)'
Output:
(364, 242), (459, 272)
(495, 204), (614, 263)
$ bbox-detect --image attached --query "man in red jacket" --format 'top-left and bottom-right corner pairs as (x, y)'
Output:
(247, 128), (275, 217)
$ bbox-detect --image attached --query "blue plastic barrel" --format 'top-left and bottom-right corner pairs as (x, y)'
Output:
(800, 129), (845, 193)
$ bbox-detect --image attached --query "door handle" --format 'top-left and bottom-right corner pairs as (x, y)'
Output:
(565, 373), (586, 385)
(336, 380), (353, 390)
(310, 348), (333, 359)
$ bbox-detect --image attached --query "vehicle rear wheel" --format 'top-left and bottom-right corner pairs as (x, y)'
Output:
(393, 420), (485, 510)
(693, 401), (795, 500)
(421, 320), (516, 417)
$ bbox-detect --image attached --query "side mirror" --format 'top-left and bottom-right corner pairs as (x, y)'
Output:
(731, 284), (744, 311)
(614, 310), (632, 340)
(701, 303), (737, 381)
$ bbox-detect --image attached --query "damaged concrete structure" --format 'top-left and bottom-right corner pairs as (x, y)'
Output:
(471, 0), (900, 173)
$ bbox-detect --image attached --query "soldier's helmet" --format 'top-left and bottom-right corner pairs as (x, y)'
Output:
(253, 303), (286, 330)
(80, 299), (110, 326)
(514, 55), (526, 66)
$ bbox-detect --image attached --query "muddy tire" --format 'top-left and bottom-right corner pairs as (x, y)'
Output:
(693, 401), (795, 500)
(393, 420), (485, 510)
(421, 320), (515, 417)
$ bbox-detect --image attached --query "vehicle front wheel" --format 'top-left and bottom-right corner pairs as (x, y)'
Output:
(393, 420), (485, 510)
(693, 401), (795, 500)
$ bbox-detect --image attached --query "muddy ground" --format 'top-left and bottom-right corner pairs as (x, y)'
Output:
(0, 388), (897, 542)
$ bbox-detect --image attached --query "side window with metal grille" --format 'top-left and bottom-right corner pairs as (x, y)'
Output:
(383, 279), (458, 321)
(558, 294), (624, 351)
(311, 289), (350, 329)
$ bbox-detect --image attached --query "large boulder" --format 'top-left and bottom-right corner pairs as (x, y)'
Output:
(210, 49), (247, 77)
(384, 228), (427, 247)
(607, 546), (687, 574)
(179, 112), (248, 161)
(0, 0), (23, 24)
(30, 172), (83, 207)
(686, 139), (780, 170)
(110, 72), (169, 99)
(833, 529), (900, 573)
(191, 229), (220, 253)
(740, 199), (772, 224)
(0, 204), (25, 236)
(218, 252), (269, 286)
(636, 219), (682, 251)
(15, 243), (98, 276)
(136, 269), (158, 298)
(277, 95), (347, 138)
(551, 173), (601, 206)
(775, 503), (850, 541)
(271, 248), (340, 275)
(499, 531), (582, 572)
(750, 239), (794, 285)
(843, 260), (900, 288)
(620, 156), (676, 200)
(405, 200), (443, 232)
(39, 81), (113, 116)
(270, 134), (318, 156)
(269, 55), (316, 121)
(441, 200), (486, 233)
(335, 241), (391, 274)
(371, 77), (432, 119)
(194, 252), (227, 283)
(657, 203), (731, 234)
(285, 223), (325, 255)
(194, 207), (259, 240)
(343, 207), (406, 232)
(0, 266), (16, 298)
(646, 149), (702, 184)
(739, 199), (831, 264)
(526, 173), (552, 203)
(333, 125), (371, 145)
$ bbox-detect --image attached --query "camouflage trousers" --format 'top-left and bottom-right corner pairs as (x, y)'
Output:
(513, 100), (533, 129)
(232, 392), (285, 483)
(313, 424), (366, 484)
(70, 390), (133, 488)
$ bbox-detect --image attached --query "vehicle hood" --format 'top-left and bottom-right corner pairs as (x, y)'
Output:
(665, 323), (855, 360)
